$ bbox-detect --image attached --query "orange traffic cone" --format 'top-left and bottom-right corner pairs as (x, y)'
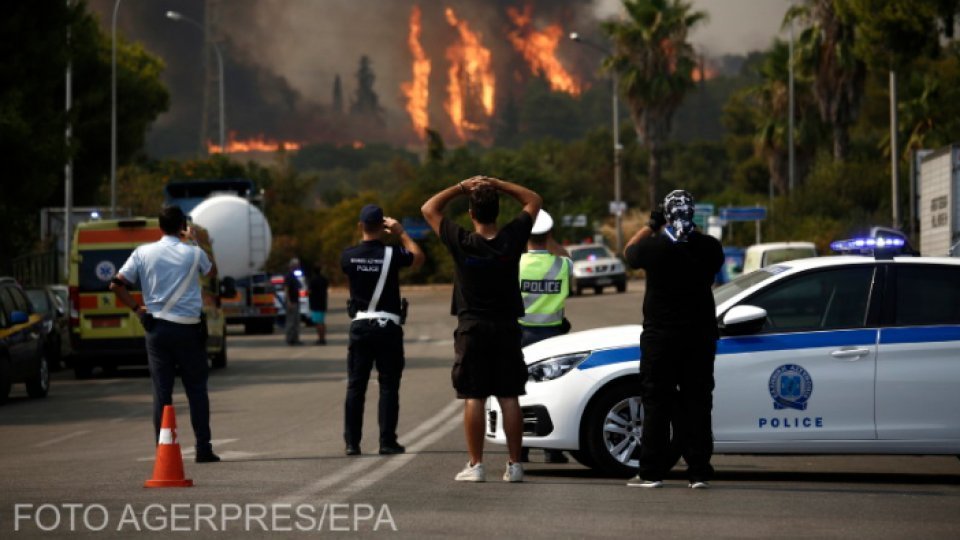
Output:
(144, 405), (194, 488)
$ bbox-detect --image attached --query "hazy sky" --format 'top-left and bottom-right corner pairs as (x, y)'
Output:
(594, 0), (791, 56)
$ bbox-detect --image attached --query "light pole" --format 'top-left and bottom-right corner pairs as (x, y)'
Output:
(110, 0), (121, 217)
(570, 32), (624, 254)
(166, 10), (226, 152)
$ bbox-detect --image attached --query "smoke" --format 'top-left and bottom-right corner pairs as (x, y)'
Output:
(88, 0), (609, 156)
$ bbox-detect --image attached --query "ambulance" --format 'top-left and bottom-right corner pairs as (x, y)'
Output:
(68, 218), (229, 378)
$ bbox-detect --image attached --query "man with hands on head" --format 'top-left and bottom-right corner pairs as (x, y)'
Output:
(421, 175), (541, 483)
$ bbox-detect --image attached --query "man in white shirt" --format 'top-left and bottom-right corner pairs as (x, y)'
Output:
(110, 206), (220, 463)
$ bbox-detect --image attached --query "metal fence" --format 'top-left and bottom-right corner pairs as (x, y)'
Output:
(5, 248), (60, 286)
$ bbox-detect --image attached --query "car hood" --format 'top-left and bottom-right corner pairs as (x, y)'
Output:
(522, 324), (642, 365)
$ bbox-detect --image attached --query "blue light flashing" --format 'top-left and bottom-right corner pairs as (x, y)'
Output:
(830, 236), (905, 254)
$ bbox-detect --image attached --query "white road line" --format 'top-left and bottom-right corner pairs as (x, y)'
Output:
(321, 414), (462, 503)
(34, 430), (91, 448)
(136, 438), (239, 461)
(277, 399), (462, 505)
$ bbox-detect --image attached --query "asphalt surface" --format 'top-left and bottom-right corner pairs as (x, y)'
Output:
(1, 281), (959, 538)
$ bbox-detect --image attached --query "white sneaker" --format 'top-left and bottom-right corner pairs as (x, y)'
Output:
(689, 481), (710, 489)
(627, 476), (663, 488)
(455, 462), (485, 482)
(503, 461), (524, 483)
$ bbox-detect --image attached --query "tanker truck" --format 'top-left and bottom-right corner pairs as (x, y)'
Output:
(164, 180), (278, 334)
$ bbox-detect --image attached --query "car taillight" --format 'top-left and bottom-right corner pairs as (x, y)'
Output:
(299, 290), (308, 298)
(68, 286), (80, 327)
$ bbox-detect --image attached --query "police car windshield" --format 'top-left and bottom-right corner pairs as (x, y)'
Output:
(713, 268), (779, 306)
(570, 247), (612, 261)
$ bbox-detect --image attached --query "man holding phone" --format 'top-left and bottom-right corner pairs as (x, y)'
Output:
(110, 205), (220, 463)
(340, 204), (425, 456)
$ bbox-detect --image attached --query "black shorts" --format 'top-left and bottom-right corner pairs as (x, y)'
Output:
(452, 318), (527, 399)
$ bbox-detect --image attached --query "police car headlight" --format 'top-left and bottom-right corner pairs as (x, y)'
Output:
(528, 353), (590, 382)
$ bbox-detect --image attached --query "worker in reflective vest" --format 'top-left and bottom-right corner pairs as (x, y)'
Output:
(519, 210), (572, 347)
(519, 209), (572, 464)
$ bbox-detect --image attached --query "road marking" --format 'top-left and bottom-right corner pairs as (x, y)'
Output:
(34, 430), (91, 448)
(136, 438), (239, 461)
(277, 399), (462, 505)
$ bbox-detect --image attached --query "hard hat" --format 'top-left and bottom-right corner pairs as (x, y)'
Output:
(531, 210), (554, 235)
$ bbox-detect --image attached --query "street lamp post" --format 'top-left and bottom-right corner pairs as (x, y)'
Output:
(110, 0), (121, 217)
(570, 32), (624, 254)
(166, 10), (226, 152)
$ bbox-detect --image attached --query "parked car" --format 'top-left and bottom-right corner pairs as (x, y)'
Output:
(486, 232), (960, 475)
(567, 244), (627, 295)
(742, 241), (817, 274)
(25, 286), (71, 369)
(0, 277), (50, 404)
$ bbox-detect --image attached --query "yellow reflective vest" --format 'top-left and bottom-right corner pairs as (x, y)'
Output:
(519, 251), (570, 327)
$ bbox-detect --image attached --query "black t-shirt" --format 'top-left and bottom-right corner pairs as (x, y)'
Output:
(340, 240), (414, 315)
(440, 212), (533, 319)
(308, 274), (328, 311)
(284, 271), (301, 304)
(625, 231), (724, 336)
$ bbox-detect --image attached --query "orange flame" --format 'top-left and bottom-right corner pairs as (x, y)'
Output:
(401, 6), (431, 141)
(691, 63), (719, 82)
(444, 7), (495, 141)
(208, 133), (302, 154)
(506, 5), (581, 96)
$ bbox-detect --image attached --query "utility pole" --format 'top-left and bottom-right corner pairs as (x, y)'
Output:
(200, 0), (224, 154)
(65, 0), (74, 279)
(890, 70), (899, 228)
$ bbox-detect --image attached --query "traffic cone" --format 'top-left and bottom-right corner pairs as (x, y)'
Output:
(144, 405), (193, 488)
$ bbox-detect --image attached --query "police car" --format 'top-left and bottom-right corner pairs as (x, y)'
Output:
(486, 234), (960, 475)
(567, 244), (627, 295)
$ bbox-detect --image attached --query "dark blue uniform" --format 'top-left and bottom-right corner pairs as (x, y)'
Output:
(340, 240), (414, 450)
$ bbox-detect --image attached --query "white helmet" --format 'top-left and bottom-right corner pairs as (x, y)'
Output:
(531, 210), (554, 235)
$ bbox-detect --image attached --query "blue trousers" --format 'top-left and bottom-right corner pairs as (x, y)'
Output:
(144, 319), (212, 452)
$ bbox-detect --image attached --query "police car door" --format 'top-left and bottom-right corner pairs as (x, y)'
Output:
(875, 263), (960, 441)
(714, 265), (879, 444)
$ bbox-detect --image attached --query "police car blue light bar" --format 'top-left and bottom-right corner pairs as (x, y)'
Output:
(830, 236), (905, 253)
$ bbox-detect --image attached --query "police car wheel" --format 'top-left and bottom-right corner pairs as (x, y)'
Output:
(569, 449), (597, 470)
(582, 381), (642, 477)
(25, 354), (50, 399)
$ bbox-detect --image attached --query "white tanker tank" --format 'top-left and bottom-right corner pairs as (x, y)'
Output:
(189, 195), (272, 279)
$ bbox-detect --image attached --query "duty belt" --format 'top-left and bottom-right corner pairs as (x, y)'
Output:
(353, 311), (401, 325)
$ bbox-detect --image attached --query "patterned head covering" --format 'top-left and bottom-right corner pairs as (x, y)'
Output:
(663, 190), (696, 242)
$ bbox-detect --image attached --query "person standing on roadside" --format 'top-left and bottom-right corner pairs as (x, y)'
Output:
(308, 263), (329, 345)
(622, 190), (723, 489)
(341, 205), (425, 457)
(518, 209), (572, 464)
(421, 175), (541, 483)
(284, 258), (304, 346)
(109, 205), (220, 463)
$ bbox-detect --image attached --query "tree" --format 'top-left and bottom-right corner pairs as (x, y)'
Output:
(350, 56), (384, 125)
(332, 74), (344, 115)
(603, 0), (707, 210)
(786, 0), (866, 161)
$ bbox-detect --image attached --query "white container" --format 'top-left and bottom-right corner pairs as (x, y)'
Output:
(919, 145), (960, 257)
(190, 195), (272, 279)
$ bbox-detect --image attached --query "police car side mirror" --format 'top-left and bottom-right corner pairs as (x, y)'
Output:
(720, 305), (767, 336)
(10, 311), (29, 326)
(219, 277), (237, 299)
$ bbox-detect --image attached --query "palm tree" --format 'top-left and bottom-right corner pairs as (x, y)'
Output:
(786, 0), (866, 162)
(603, 0), (707, 210)
(748, 40), (821, 195)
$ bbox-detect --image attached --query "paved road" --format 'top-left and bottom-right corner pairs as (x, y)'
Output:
(1, 282), (958, 538)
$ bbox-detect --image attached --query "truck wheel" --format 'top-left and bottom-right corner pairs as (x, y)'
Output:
(211, 336), (227, 369)
(0, 355), (11, 405)
(25, 354), (50, 398)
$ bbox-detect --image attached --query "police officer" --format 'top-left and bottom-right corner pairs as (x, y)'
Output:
(518, 209), (572, 464)
(340, 204), (425, 456)
(110, 205), (220, 463)
(519, 210), (572, 347)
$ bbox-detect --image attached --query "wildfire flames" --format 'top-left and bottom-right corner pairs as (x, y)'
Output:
(444, 7), (496, 141)
(401, 6), (431, 141)
(506, 6), (581, 96)
(208, 134), (302, 154)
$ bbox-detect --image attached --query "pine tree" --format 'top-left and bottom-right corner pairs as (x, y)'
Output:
(350, 56), (384, 125)
(332, 74), (343, 115)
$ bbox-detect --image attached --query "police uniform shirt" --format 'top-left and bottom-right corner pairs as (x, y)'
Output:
(118, 235), (213, 324)
(340, 240), (415, 315)
(624, 230), (723, 335)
